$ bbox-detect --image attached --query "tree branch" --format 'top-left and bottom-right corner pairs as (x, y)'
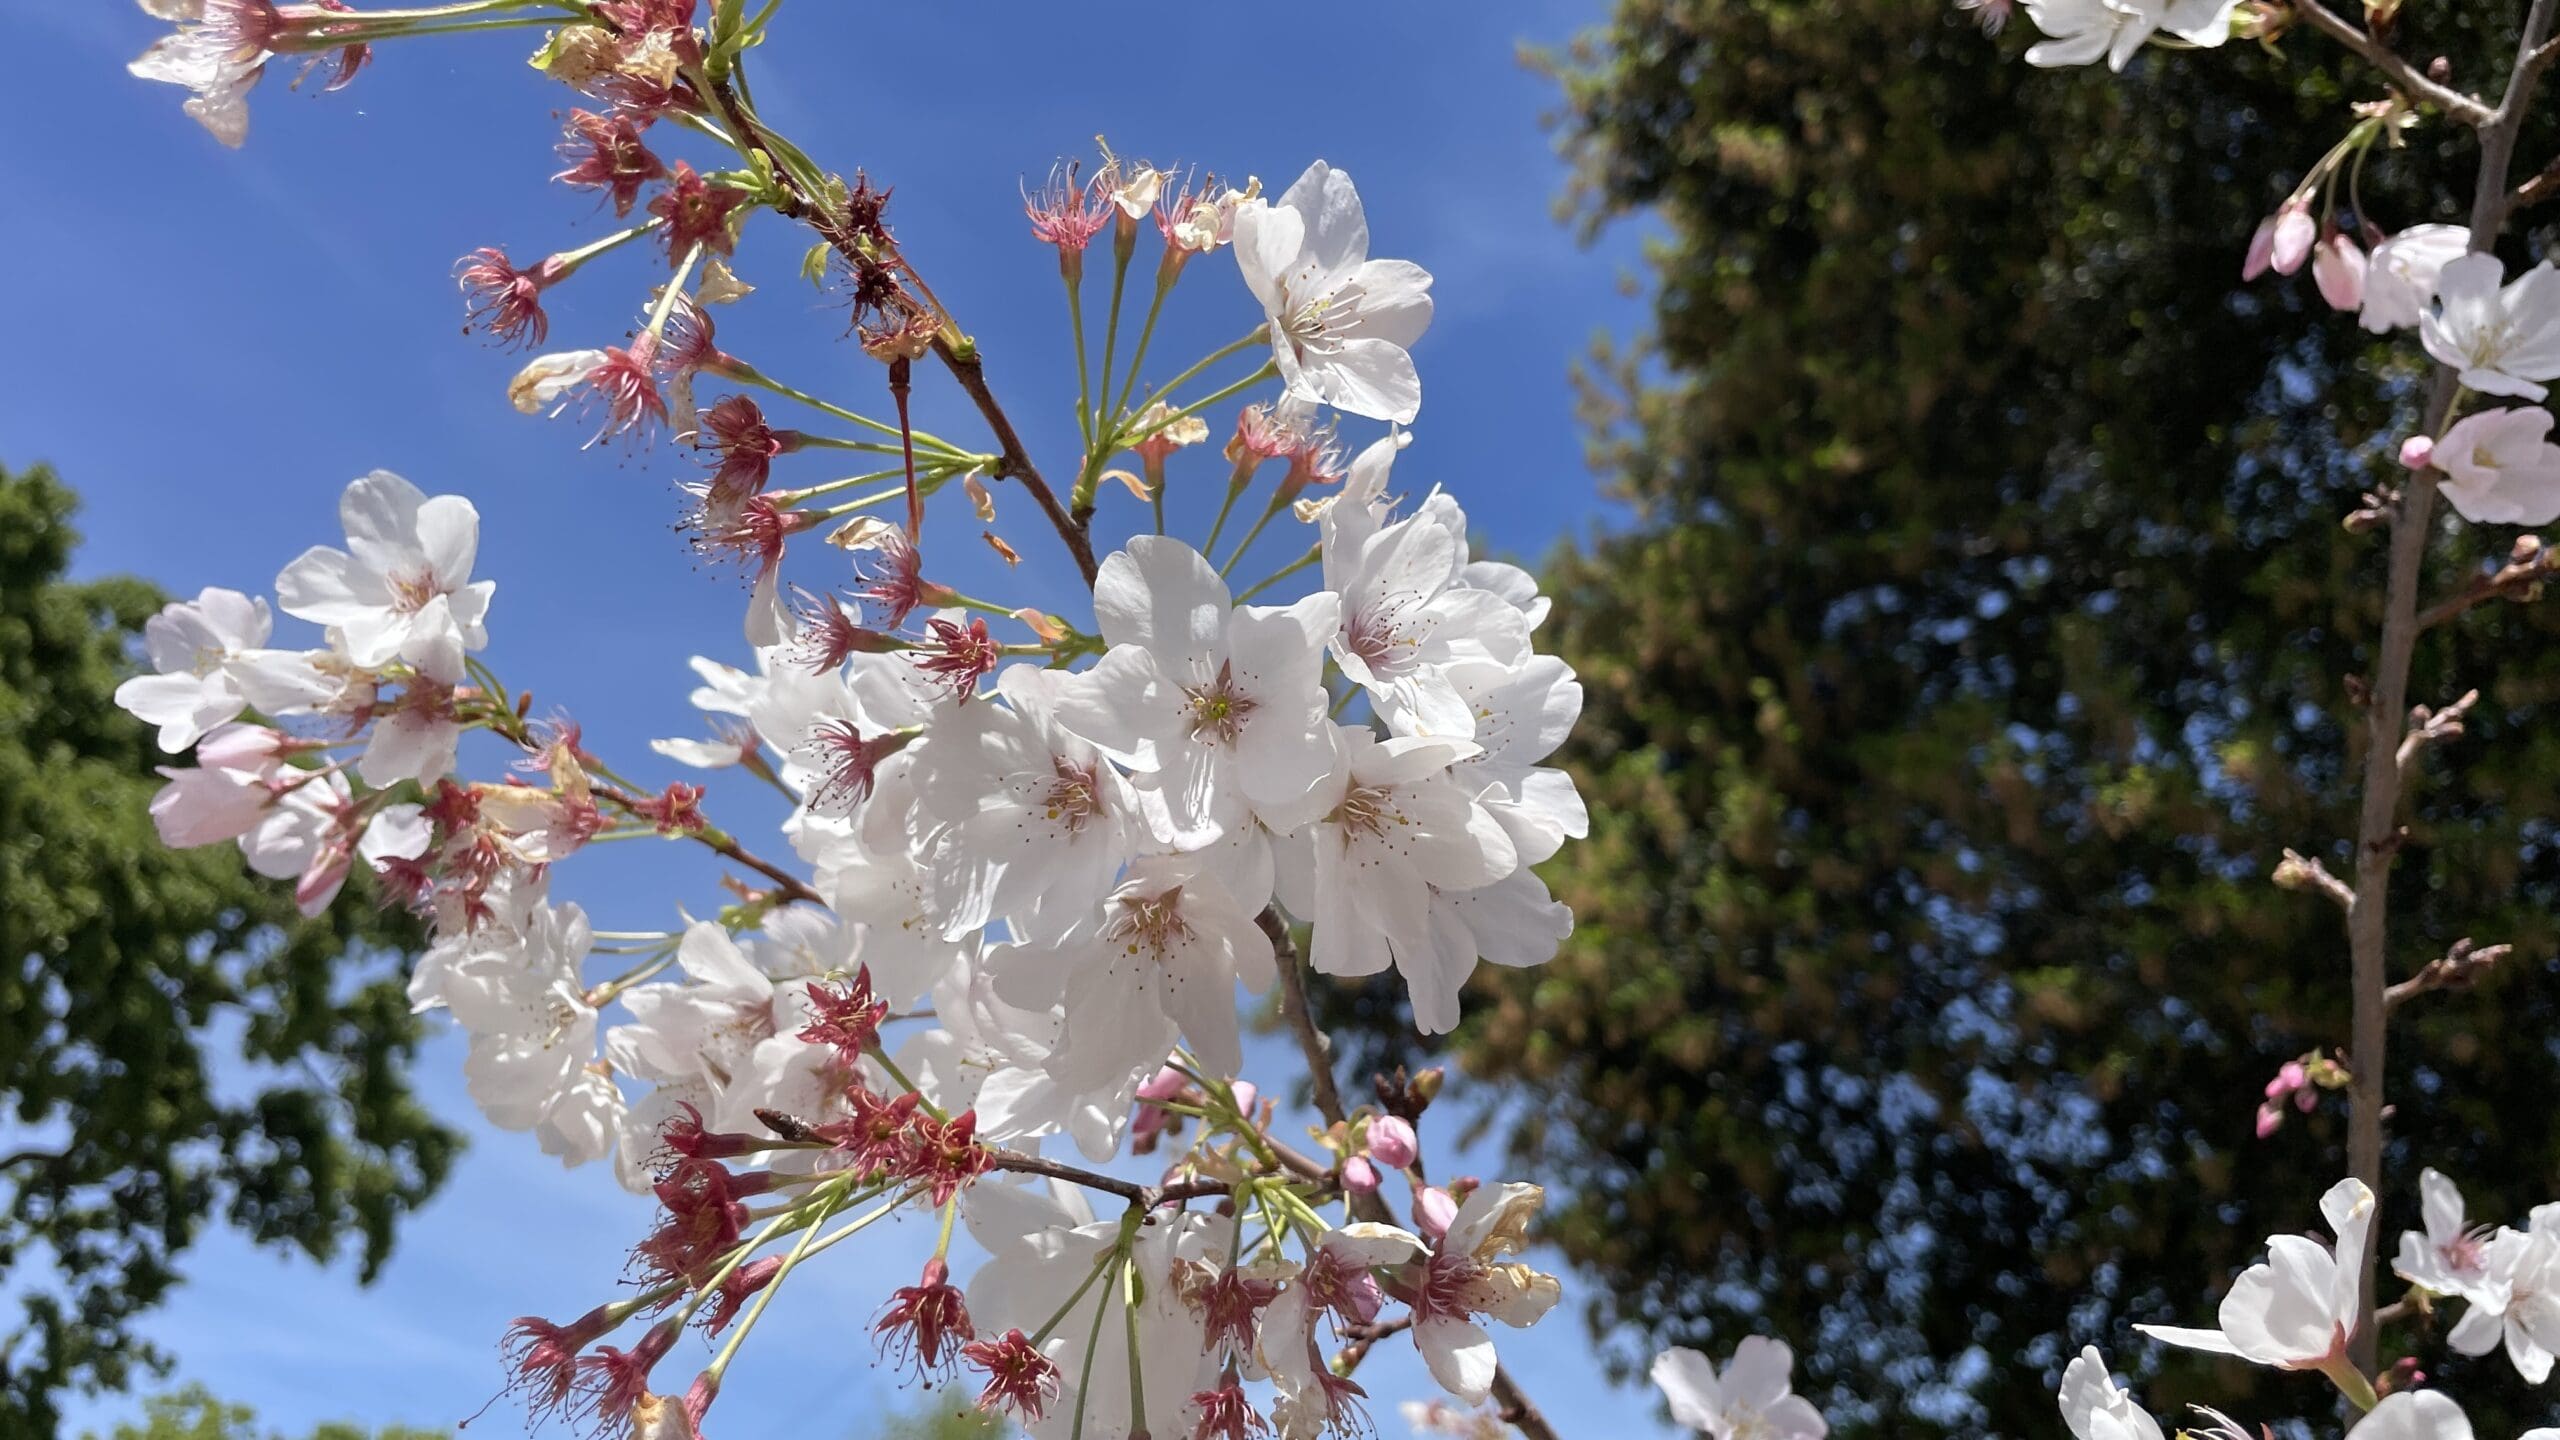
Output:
(985, 1151), (1231, 1211)
(2417, 536), (2558, 629)
(1259, 907), (1565, 1440)
(2290, 0), (2497, 124)
(2384, 938), (2510, 1009)
(687, 70), (1097, 587)
(593, 782), (826, 906)
(2340, 0), (2560, 1378)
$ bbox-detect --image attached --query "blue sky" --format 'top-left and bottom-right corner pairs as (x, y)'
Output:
(0, 2), (1667, 1435)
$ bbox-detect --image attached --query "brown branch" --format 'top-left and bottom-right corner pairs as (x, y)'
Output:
(2273, 848), (2358, 910)
(1261, 907), (1564, 1440)
(688, 71), (1097, 588)
(2340, 0), (2560, 1378)
(2512, 151), (2560, 211)
(2290, 0), (2496, 124)
(2385, 938), (2511, 1009)
(2418, 536), (2558, 629)
(1490, 1367), (1562, 1440)
(933, 333), (1097, 585)
(593, 782), (826, 906)
(1331, 1314), (1417, 1374)
(986, 1151), (1231, 1211)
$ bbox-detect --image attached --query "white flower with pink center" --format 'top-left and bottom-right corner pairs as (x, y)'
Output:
(274, 470), (494, 684)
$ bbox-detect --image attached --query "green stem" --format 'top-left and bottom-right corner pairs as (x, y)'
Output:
(1219, 497), (1284, 578)
(550, 218), (666, 273)
(1069, 1254), (1122, 1440)
(705, 1181), (844, 1383)
(1121, 1258), (1149, 1439)
(1096, 247), (1135, 437)
(1134, 326), (1271, 427)
(1067, 267), (1093, 449)
(1133, 361), (1280, 454)
(1031, 1245), (1122, 1346)
(1236, 544), (1321, 604)
(729, 363), (967, 455)
(1112, 268), (1180, 422)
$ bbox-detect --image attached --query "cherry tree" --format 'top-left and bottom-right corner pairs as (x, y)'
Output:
(116, 3), (1610, 1438)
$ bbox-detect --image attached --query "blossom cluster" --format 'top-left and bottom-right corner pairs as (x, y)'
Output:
(116, 4), (1596, 1437)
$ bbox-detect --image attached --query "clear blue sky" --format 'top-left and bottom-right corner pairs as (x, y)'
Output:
(1, 3), (1669, 1436)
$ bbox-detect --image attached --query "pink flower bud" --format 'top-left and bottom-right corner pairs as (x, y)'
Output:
(1365, 1115), (1418, 1170)
(2277, 1060), (2308, 1091)
(1414, 1185), (1458, 1242)
(2314, 232), (2368, 311)
(2294, 1086), (2317, 1114)
(2256, 1101), (2284, 1139)
(1229, 1080), (1258, 1117)
(1138, 1067), (1187, 1102)
(1342, 1155), (1380, 1194)
(2400, 434), (2436, 471)
(2243, 214), (2280, 281)
(2271, 202), (2318, 275)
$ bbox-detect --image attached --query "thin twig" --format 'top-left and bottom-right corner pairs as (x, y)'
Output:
(592, 782), (825, 906)
(2384, 938), (2511, 1009)
(1260, 907), (1565, 1440)
(2417, 537), (2559, 629)
(986, 1151), (1230, 1211)
(2290, 0), (2497, 124)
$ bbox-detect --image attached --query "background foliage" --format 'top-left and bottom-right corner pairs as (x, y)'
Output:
(0, 466), (456, 1434)
(1327, 3), (2560, 1435)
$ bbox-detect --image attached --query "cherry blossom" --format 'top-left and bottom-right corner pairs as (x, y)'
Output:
(2445, 1207), (2560, 1383)
(2056, 1347), (2161, 1440)
(2362, 225), (2471, 333)
(1235, 162), (1435, 423)
(1052, 535), (1341, 847)
(2018, 0), (2239, 71)
(2136, 1176), (2374, 1372)
(1651, 1335), (1828, 1440)
(1030, 853), (1274, 1092)
(115, 587), (272, 751)
(2421, 255), (2560, 401)
(2394, 1169), (2508, 1311)
(2432, 407), (2560, 526)
(274, 470), (493, 684)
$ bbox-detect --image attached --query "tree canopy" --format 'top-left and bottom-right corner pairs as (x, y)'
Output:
(1328, 4), (2560, 1435)
(1, 465), (456, 1435)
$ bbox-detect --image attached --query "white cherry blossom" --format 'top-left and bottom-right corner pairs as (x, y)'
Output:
(2363, 226), (2472, 333)
(2446, 1204), (2560, 1383)
(274, 471), (494, 684)
(115, 587), (272, 751)
(2136, 1176), (2374, 1371)
(1651, 1335), (1827, 1440)
(913, 664), (1142, 944)
(2395, 1168), (2510, 1311)
(1052, 536), (1340, 848)
(2056, 1347), (2162, 1440)
(2422, 255), (2560, 400)
(1235, 161), (1435, 423)
(2432, 406), (2560, 525)
(1026, 854), (1274, 1091)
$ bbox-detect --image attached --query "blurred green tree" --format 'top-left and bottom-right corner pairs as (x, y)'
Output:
(2, 465), (457, 1435)
(1324, 4), (2560, 1436)
(82, 1385), (444, 1440)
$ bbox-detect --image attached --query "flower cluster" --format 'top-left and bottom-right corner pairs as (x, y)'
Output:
(118, 4), (1592, 1435)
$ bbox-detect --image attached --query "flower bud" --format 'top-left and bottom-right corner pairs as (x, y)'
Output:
(1414, 1185), (1458, 1242)
(1343, 1155), (1381, 1194)
(1365, 1115), (1418, 1169)
(2400, 434), (2436, 470)
(2270, 202), (2318, 275)
(2313, 232), (2368, 311)
(2243, 214), (2280, 281)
